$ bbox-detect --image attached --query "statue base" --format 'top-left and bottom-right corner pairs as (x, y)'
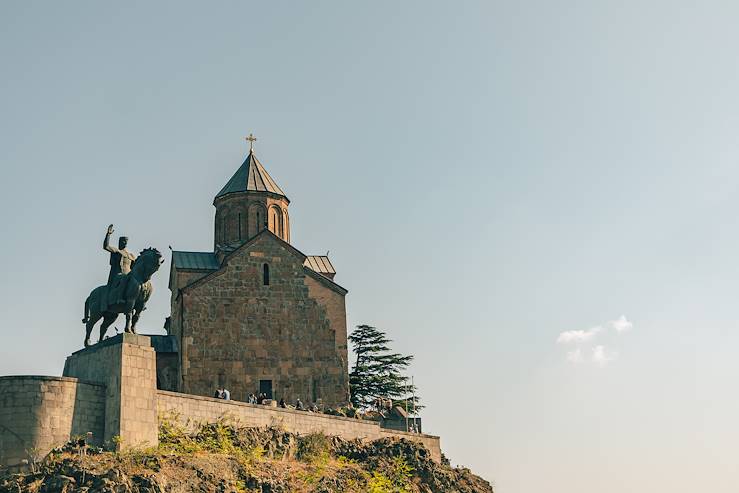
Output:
(63, 333), (158, 449)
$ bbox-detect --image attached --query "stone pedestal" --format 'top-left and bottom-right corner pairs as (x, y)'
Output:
(63, 334), (158, 449)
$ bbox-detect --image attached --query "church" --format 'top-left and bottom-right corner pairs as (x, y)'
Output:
(165, 139), (350, 407)
(0, 137), (442, 468)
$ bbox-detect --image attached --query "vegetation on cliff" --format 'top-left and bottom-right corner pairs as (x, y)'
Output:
(0, 416), (492, 492)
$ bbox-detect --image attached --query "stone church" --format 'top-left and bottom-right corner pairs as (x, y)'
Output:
(165, 144), (350, 407)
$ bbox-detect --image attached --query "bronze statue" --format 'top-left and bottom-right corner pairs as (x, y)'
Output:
(103, 225), (136, 309)
(82, 242), (163, 347)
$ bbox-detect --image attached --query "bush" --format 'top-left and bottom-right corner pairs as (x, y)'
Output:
(297, 432), (331, 463)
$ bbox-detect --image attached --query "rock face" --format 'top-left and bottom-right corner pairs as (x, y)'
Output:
(0, 423), (493, 493)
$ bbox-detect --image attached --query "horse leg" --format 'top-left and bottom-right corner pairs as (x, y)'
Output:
(124, 311), (132, 333)
(130, 311), (140, 334)
(84, 313), (102, 348)
(99, 313), (118, 343)
(82, 296), (91, 323)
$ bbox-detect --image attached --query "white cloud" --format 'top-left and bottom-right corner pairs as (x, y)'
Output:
(566, 348), (584, 364)
(592, 345), (617, 367)
(556, 326), (602, 344)
(557, 316), (632, 366)
(609, 315), (633, 333)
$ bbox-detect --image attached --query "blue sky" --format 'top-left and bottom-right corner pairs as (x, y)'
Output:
(1, 2), (738, 491)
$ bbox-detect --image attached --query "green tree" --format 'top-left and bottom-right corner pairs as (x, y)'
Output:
(348, 325), (419, 410)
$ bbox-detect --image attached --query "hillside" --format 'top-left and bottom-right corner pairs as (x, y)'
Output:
(0, 417), (493, 492)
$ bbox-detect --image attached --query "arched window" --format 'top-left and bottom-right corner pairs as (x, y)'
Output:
(284, 209), (290, 242)
(248, 204), (266, 238)
(269, 205), (284, 239)
(262, 263), (270, 286)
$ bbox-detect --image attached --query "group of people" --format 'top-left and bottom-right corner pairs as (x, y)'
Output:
(276, 397), (319, 412)
(212, 388), (321, 412)
(246, 393), (270, 404)
(213, 387), (231, 400)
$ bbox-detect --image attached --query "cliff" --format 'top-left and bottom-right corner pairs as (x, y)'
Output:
(0, 419), (492, 493)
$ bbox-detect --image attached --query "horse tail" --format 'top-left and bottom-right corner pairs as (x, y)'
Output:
(82, 295), (91, 323)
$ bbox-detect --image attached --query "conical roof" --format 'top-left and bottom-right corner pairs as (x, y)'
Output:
(215, 150), (287, 200)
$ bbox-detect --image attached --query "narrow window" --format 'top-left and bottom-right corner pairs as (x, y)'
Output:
(263, 263), (270, 285)
(256, 212), (261, 231)
(238, 213), (242, 240)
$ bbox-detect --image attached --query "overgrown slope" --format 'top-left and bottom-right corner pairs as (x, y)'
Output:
(0, 417), (492, 492)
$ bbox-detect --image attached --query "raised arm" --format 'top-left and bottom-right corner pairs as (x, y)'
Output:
(103, 224), (119, 253)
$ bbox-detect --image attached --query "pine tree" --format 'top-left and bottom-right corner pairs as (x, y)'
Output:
(348, 324), (419, 410)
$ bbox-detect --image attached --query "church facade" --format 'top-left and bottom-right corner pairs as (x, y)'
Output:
(166, 146), (350, 407)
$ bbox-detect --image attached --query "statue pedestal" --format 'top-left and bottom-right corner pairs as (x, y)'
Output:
(63, 333), (158, 449)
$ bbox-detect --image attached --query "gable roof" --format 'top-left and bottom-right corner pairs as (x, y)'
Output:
(215, 150), (287, 201)
(178, 229), (347, 296)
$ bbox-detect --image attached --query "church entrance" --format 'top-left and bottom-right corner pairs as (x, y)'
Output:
(259, 379), (273, 399)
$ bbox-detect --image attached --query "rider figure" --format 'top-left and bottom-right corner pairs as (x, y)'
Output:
(103, 224), (136, 307)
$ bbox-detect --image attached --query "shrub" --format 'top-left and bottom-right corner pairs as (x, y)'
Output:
(297, 432), (331, 463)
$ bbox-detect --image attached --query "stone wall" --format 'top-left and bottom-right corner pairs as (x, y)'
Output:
(174, 233), (349, 407)
(303, 274), (349, 375)
(0, 376), (104, 466)
(63, 334), (158, 448)
(157, 390), (441, 463)
(0, 337), (443, 466)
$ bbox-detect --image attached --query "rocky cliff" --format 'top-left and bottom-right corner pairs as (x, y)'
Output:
(0, 419), (492, 493)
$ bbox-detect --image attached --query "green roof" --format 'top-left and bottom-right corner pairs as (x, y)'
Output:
(172, 251), (220, 270)
(215, 150), (287, 200)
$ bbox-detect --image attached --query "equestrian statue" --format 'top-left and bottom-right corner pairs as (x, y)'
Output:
(81, 224), (164, 347)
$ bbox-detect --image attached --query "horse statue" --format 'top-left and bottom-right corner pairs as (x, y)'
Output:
(82, 247), (164, 347)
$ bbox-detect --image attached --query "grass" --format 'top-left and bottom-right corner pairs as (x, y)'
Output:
(84, 412), (423, 492)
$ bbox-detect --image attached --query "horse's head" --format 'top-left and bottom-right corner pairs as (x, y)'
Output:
(132, 247), (164, 280)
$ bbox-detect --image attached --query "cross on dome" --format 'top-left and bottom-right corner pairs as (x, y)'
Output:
(245, 133), (257, 152)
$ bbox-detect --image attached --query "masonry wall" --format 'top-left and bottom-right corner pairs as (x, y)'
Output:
(176, 233), (349, 407)
(0, 376), (105, 467)
(63, 334), (158, 448)
(1, 337), (442, 466)
(304, 274), (349, 377)
(157, 390), (441, 463)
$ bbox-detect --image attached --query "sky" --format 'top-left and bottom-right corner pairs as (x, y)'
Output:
(1, 1), (738, 491)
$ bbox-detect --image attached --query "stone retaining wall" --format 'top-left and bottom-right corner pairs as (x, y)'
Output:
(1, 336), (443, 467)
(0, 376), (105, 467)
(157, 390), (441, 462)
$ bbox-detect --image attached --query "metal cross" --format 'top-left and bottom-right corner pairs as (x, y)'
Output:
(245, 133), (257, 152)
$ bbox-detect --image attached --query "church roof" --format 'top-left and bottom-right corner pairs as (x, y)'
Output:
(215, 150), (287, 201)
(176, 230), (347, 296)
(304, 256), (336, 277)
(172, 251), (220, 271)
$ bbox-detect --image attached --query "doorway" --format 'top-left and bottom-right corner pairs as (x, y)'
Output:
(259, 379), (273, 399)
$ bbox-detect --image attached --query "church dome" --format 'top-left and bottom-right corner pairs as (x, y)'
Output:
(214, 149), (288, 202)
(213, 142), (291, 248)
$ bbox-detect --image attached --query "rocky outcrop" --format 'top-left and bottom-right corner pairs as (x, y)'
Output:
(0, 422), (492, 493)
